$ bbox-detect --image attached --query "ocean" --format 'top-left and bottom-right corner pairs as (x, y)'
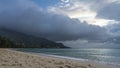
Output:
(15, 48), (120, 68)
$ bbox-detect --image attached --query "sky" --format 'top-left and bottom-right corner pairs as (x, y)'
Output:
(0, 0), (120, 48)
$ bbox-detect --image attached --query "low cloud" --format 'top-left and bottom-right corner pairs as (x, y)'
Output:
(63, 39), (120, 48)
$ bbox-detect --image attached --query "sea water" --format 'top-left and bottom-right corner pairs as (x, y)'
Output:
(16, 48), (120, 68)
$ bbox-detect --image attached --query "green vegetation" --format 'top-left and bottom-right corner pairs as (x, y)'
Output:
(0, 28), (69, 48)
(0, 36), (26, 48)
(0, 36), (19, 48)
(0, 36), (14, 48)
(0, 35), (69, 48)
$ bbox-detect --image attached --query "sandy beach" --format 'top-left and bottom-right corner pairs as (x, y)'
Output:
(0, 49), (113, 68)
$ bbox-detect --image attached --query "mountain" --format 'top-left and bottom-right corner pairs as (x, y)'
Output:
(0, 28), (69, 48)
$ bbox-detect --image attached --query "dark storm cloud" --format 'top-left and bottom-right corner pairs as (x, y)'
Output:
(0, 0), (109, 41)
(106, 23), (120, 44)
(97, 2), (120, 21)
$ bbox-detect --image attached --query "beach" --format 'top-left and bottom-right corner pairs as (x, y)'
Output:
(0, 49), (113, 68)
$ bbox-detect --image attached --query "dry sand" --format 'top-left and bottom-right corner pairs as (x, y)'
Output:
(0, 49), (113, 68)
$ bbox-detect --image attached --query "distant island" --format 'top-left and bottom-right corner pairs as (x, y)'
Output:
(0, 28), (69, 48)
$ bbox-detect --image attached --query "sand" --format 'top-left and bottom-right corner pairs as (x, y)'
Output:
(0, 49), (113, 68)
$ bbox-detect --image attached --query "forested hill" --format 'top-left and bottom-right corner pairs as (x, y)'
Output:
(0, 28), (69, 48)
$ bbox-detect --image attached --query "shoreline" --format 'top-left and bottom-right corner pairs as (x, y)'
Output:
(0, 49), (115, 68)
(19, 51), (120, 68)
(15, 49), (120, 68)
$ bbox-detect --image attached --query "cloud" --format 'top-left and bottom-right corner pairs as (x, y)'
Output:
(0, 0), (109, 42)
(61, 0), (70, 3)
(49, 0), (116, 27)
(0, 0), (120, 48)
(97, 2), (120, 21)
(63, 39), (120, 48)
(47, 0), (120, 48)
